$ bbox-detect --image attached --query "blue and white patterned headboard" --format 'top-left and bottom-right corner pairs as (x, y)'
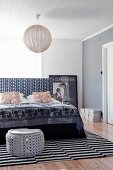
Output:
(0, 78), (50, 96)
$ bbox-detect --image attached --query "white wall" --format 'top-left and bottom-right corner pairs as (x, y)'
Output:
(0, 37), (41, 78)
(42, 39), (82, 109)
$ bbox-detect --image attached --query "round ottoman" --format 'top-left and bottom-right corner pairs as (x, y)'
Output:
(6, 128), (44, 157)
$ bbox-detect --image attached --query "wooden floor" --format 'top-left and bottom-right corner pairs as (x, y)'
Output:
(2, 120), (113, 170)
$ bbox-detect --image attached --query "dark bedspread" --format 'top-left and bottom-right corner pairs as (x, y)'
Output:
(0, 102), (84, 134)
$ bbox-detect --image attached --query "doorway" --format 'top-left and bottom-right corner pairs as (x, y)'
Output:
(102, 41), (113, 124)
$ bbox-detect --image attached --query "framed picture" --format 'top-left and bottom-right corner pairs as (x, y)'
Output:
(49, 75), (78, 108)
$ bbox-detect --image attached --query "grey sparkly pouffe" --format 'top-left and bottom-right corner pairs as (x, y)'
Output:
(6, 128), (45, 157)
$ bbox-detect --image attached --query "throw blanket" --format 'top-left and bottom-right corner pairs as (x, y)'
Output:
(0, 103), (84, 133)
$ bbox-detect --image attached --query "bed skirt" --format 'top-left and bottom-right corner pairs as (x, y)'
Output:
(0, 123), (86, 144)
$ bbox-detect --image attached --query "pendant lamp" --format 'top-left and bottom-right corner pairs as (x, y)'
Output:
(23, 15), (52, 53)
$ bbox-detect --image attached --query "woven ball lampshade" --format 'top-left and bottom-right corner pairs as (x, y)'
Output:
(23, 24), (52, 53)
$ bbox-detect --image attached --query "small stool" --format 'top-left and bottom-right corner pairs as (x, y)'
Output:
(6, 128), (44, 157)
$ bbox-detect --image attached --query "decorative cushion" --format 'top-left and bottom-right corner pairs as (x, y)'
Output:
(1, 92), (11, 104)
(10, 92), (20, 104)
(41, 92), (51, 103)
(32, 92), (42, 103)
(0, 92), (21, 104)
(32, 91), (51, 103)
(0, 93), (2, 103)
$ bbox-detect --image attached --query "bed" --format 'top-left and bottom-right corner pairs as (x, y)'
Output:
(0, 78), (86, 144)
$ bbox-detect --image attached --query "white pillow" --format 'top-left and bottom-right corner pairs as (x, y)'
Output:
(51, 98), (61, 104)
(27, 95), (35, 103)
(18, 93), (28, 103)
(21, 97), (28, 103)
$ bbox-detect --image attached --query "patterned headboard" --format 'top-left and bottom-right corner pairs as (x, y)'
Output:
(0, 78), (49, 96)
(0, 78), (78, 108)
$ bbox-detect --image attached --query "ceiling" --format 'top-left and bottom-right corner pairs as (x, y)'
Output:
(1, 0), (113, 40)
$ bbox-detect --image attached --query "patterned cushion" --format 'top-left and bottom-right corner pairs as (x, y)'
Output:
(32, 92), (42, 103)
(10, 92), (20, 104)
(0, 92), (20, 104)
(33, 91), (51, 103)
(1, 92), (11, 104)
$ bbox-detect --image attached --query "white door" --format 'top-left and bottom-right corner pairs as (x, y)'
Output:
(107, 46), (113, 124)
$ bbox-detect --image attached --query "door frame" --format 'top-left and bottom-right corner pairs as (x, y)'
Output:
(102, 41), (113, 123)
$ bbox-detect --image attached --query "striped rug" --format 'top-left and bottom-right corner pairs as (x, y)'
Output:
(0, 131), (113, 167)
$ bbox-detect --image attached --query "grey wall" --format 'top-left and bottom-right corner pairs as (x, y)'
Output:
(83, 27), (113, 110)
(43, 39), (82, 109)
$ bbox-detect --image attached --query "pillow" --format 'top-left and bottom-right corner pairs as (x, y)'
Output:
(19, 93), (28, 103)
(0, 92), (11, 104)
(51, 97), (61, 104)
(27, 95), (35, 103)
(0, 92), (21, 104)
(19, 92), (27, 98)
(0, 93), (2, 102)
(32, 92), (42, 103)
(21, 97), (28, 103)
(19, 92), (24, 99)
(8, 92), (20, 104)
(32, 91), (51, 103)
(41, 92), (51, 103)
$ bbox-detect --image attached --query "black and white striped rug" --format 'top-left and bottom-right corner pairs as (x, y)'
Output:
(0, 131), (113, 167)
